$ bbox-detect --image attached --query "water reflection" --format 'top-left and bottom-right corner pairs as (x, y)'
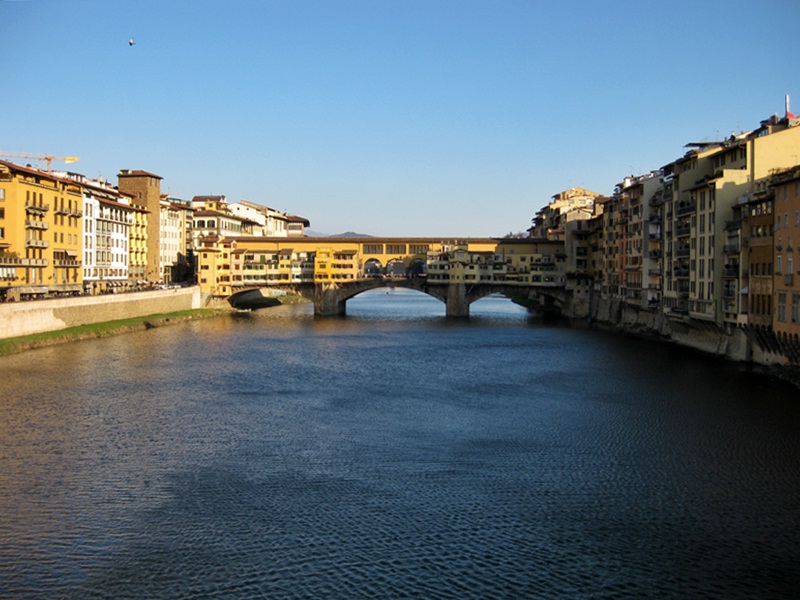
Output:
(0, 293), (798, 598)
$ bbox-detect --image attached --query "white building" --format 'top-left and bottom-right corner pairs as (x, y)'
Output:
(159, 197), (191, 283)
(80, 177), (134, 292)
(228, 199), (298, 237)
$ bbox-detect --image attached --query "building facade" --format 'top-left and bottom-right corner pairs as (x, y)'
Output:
(0, 160), (84, 300)
(118, 169), (163, 284)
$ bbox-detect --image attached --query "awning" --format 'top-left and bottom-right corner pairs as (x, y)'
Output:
(15, 286), (47, 294)
(50, 283), (82, 292)
(53, 248), (77, 258)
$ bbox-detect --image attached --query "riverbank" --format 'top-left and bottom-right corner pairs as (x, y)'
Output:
(0, 309), (226, 357)
(0, 286), (203, 340)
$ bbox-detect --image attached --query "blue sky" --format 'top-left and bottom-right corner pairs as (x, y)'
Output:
(3, 0), (800, 236)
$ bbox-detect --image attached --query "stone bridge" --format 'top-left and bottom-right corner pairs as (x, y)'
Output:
(228, 277), (572, 318)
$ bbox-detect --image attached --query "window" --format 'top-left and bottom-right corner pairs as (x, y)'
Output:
(792, 293), (800, 323)
(777, 255), (783, 274)
(778, 292), (787, 322)
(0, 188), (5, 200)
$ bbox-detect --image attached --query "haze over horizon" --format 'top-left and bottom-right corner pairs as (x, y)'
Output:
(3, 0), (799, 237)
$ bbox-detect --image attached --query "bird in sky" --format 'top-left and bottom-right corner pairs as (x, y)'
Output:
(129, 37), (135, 46)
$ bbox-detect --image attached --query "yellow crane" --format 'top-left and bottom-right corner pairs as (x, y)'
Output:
(0, 151), (79, 171)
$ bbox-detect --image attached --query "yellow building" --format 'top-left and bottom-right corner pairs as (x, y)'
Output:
(314, 247), (359, 282)
(128, 202), (149, 284)
(0, 160), (83, 300)
(196, 234), (234, 296)
(196, 236), (567, 297)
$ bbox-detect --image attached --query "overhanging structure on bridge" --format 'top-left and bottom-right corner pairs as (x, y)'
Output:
(197, 236), (579, 317)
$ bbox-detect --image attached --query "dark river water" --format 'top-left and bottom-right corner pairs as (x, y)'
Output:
(1, 290), (799, 599)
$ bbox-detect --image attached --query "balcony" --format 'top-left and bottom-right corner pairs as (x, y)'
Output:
(725, 219), (741, 232)
(675, 202), (696, 217)
(648, 232), (662, 241)
(25, 239), (49, 249)
(675, 224), (691, 237)
(675, 247), (690, 258)
(648, 250), (662, 259)
(723, 265), (739, 278)
(648, 268), (662, 277)
(54, 259), (82, 267)
(25, 220), (50, 230)
(25, 202), (49, 215)
(723, 242), (740, 254)
(0, 256), (48, 267)
(673, 267), (690, 278)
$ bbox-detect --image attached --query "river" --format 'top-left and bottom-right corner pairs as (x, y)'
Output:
(0, 289), (798, 598)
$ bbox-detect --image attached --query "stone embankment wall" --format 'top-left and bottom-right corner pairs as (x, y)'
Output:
(584, 296), (789, 367)
(0, 286), (202, 340)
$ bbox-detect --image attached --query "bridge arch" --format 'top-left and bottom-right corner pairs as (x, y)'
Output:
(407, 258), (427, 277)
(386, 258), (406, 278)
(364, 258), (383, 277)
(227, 278), (568, 319)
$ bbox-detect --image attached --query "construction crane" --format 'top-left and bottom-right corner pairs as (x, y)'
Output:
(0, 152), (79, 171)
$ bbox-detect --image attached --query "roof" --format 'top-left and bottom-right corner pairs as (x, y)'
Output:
(118, 169), (162, 179)
(97, 197), (135, 210)
(0, 159), (64, 183)
(193, 209), (228, 217)
(193, 209), (260, 225)
(286, 215), (310, 226)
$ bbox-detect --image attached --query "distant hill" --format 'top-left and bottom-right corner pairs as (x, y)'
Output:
(306, 230), (373, 238)
(331, 231), (373, 238)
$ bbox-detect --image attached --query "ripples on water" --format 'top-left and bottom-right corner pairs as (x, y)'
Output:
(0, 290), (799, 598)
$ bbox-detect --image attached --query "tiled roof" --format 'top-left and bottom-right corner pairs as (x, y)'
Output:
(118, 169), (162, 179)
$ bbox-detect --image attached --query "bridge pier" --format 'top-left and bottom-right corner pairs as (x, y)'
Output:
(315, 283), (347, 316)
(445, 283), (470, 318)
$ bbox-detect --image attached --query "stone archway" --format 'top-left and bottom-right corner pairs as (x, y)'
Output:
(407, 258), (427, 278)
(386, 259), (406, 278)
(364, 258), (383, 277)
